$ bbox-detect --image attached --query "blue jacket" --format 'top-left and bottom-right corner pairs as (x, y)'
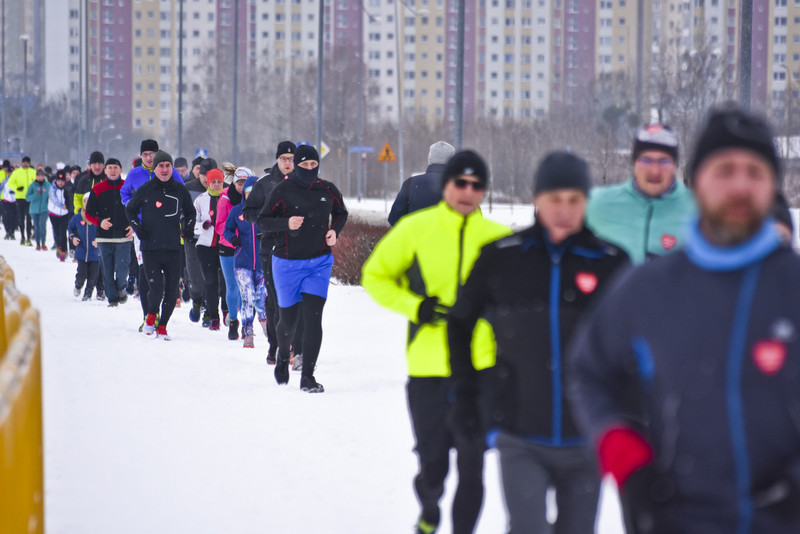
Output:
(25, 179), (50, 214)
(68, 211), (99, 262)
(224, 201), (261, 271)
(120, 165), (184, 205)
(569, 220), (800, 533)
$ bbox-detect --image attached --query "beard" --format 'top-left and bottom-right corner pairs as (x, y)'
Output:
(700, 198), (767, 246)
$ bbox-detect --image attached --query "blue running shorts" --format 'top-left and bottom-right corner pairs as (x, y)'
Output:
(271, 254), (334, 308)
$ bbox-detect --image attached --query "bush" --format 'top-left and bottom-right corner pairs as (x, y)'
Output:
(332, 218), (389, 286)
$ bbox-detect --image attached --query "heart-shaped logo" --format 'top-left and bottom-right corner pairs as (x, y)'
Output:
(239, 214), (244, 221)
(155, 201), (162, 208)
(209, 210), (214, 217)
(753, 340), (786, 375)
(80, 221), (85, 226)
(575, 272), (598, 294)
(661, 234), (677, 250)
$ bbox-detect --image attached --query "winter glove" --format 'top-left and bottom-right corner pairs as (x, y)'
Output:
(16, 186), (23, 192)
(598, 427), (653, 489)
(229, 234), (241, 247)
(417, 296), (449, 324)
(202, 220), (213, 230)
(450, 395), (482, 443)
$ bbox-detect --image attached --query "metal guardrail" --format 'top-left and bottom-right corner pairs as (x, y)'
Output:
(0, 257), (44, 534)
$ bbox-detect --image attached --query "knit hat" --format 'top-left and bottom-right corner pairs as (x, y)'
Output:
(632, 124), (679, 163)
(82, 192), (91, 204)
(294, 144), (319, 164)
(199, 158), (218, 174)
(89, 151), (105, 165)
(140, 139), (159, 154)
(55, 170), (66, 180)
(21, 155), (31, 164)
(152, 150), (173, 168)
(36, 168), (45, 177)
(56, 162), (65, 170)
(105, 158), (122, 168)
(205, 168), (224, 183)
(441, 150), (489, 190)
(428, 141), (456, 165)
(234, 167), (254, 182)
(191, 156), (204, 168)
(275, 140), (296, 159)
(533, 151), (591, 196)
(174, 157), (188, 168)
(243, 175), (259, 195)
(2, 159), (10, 169)
(689, 107), (781, 184)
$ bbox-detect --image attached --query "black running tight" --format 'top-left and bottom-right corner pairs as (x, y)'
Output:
(275, 294), (326, 377)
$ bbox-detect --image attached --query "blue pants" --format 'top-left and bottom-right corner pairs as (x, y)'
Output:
(98, 241), (132, 303)
(219, 254), (240, 321)
(31, 211), (48, 245)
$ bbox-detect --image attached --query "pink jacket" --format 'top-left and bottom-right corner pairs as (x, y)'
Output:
(214, 186), (236, 249)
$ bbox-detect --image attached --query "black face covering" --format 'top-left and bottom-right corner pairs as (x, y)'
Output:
(294, 165), (319, 187)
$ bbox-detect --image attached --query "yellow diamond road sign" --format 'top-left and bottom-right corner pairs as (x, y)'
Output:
(378, 142), (397, 162)
(320, 141), (330, 159)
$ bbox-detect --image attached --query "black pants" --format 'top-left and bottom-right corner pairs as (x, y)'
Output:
(142, 249), (181, 326)
(49, 214), (70, 253)
(406, 377), (485, 534)
(260, 253), (279, 354)
(16, 198), (31, 241)
(196, 245), (223, 319)
(275, 293), (325, 378)
(75, 259), (100, 296)
(184, 239), (205, 304)
(137, 263), (149, 317)
(3, 201), (17, 236)
(128, 243), (138, 283)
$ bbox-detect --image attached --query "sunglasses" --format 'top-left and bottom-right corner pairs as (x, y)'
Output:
(452, 178), (486, 191)
(636, 156), (674, 168)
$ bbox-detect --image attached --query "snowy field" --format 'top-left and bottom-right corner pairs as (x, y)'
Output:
(6, 197), (624, 533)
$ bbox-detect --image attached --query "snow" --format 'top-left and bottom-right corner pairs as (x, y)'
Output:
(6, 197), (623, 533)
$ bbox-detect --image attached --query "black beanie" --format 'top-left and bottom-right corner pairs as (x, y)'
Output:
(174, 157), (188, 168)
(690, 107), (780, 184)
(632, 124), (679, 163)
(441, 150), (489, 190)
(89, 151), (105, 164)
(152, 151), (173, 168)
(191, 156), (204, 168)
(140, 139), (159, 154)
(294, 144), (319, 164)
(199, 157), (218, 174)
(105, 158), (122, 168)
(276, 140), (296, 159)
(533, 151), (591, 196)
(22, 155), (31, 164)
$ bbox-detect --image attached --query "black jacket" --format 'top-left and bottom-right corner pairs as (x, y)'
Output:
(449, 223), (629, 444)
(244, 164), (289, 258)
(85, 177), (131, 241)
(125, 177), (196, 252)
(387, 163), (445, 226)
(256, 175), (347, 260)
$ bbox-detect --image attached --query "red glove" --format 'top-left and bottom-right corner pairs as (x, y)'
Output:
(598, 426), (653, 488)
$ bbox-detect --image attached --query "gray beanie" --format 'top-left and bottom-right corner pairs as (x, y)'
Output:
(152, 150), (173, 168)
(428, 141), (455, 165)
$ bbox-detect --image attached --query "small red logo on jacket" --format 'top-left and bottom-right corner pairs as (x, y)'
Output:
(575, 272), (598, 294)
(155, 201), (162, 208)
(239, 214), (244, 221)
(752, 340), (786, 375)
(661, 234), (677, 250)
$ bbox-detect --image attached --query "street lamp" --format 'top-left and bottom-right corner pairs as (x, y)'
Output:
(20, 34), (28, 154)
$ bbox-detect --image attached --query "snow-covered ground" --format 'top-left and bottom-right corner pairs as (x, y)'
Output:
(6, 197), (624, 533)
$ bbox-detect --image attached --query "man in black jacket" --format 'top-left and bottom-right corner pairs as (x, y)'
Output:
(85, 158), (134, 307)
(244, 140), (296, 364)
(448, 151), (629, 533)
(125, 151), (196, 340)
(569, 107), (800, 533)
(387, 141), (455, 226)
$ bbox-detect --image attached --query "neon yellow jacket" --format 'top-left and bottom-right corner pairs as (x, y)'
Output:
(362, 201), (511, 377)
(8, 167), (36, 200)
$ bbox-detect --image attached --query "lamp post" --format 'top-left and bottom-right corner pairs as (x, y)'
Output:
(1, 0), (6, 158)
(20, 34), (28, 154)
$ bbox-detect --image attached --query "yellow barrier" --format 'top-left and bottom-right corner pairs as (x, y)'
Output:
(0, 257), (44, 534)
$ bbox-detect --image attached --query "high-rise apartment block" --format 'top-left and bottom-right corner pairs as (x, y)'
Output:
(56, 0), (797, 147)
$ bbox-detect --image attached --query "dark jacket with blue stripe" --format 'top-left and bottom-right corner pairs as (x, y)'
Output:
(569, 221), (800, 533)
(448, 223), (629, 446)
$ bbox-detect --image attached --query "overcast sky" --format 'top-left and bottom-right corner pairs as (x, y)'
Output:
(44, 0), (69, 95)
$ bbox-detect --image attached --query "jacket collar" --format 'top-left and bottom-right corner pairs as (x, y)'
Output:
(685, 218), (782, 271)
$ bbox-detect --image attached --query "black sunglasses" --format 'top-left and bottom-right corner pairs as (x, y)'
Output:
(452, 178), (486, 191)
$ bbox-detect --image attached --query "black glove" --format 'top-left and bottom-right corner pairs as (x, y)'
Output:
(16, 186), (23, 192)
(229, 234), (241, 247)
(417, 296), (449, 324)
(202, 220), (213, 230)
(450, 395), (483, 442)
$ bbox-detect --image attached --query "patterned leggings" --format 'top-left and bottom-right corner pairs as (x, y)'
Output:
(234, 268), (267, 335)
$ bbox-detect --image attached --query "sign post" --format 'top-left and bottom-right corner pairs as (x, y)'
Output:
(378, 143), (397, 210)
(348, 146), (374, 201)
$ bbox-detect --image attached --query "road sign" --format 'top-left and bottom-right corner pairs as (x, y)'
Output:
(378, 142), (397, 162)
(320, 141), (330, 159)
(195, 148), (208, 159)
(348, 146), (374, 153)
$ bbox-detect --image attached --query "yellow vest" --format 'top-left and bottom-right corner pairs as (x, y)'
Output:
(362, 201), (512, 377)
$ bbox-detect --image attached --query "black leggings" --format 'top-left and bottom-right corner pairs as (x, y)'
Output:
(142, 249), (181, 326)
(196, 245), (223, 319)
(49, 214), (70, 252)
(276, 293), (325, 377)
(16, 199), (31, 240)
